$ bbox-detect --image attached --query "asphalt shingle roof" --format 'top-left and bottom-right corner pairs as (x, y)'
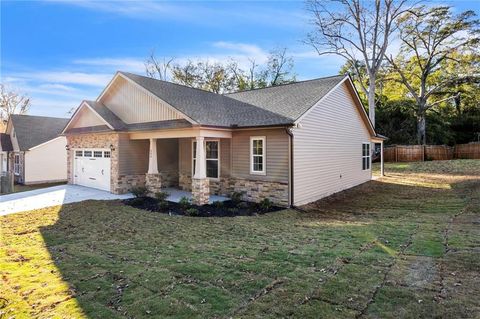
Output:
(226, 75), (346, 120)
(11, 114), (69, 151)
(120, 72), (294, 128)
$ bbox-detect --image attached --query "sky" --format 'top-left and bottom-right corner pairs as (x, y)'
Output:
(1, 0), (479, 118)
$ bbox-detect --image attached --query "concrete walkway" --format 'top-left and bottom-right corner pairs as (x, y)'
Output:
(0, 185), (133, 216)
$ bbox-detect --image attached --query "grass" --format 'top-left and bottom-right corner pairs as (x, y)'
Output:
(10, 181), (66, 194)
(1, 160), (479, 318)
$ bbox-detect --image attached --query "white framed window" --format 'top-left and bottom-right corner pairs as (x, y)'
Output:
(250, 136), (266, 175)
(84, 150), (92, 157)
(362, 143), (371, 170)
(192, 140), (220, 179)
(94, 151), (103, 158)
(104, 151), (111, 158)
(14, 154), (20, 175)
(75, 150), (83, 157)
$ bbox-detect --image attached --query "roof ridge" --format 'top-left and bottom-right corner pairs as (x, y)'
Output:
(225, 74), (347, 95)
(11, 114), (69, 120)
(120, 71), (224, 96)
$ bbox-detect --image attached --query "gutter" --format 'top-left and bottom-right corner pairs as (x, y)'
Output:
(285, 126), (294, 207)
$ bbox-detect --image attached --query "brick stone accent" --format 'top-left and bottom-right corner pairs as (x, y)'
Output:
(145, 173), (162, 194)
(66, 133), (122, 193)
(115, 174), (146, 194)
(210, 177), (289, 207)
(159, 170), (179, 188)
(179, 172), (192, 192)
(191, 178), (209, 205)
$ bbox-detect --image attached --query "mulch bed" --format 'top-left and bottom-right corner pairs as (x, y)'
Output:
(123, 197), (283, 217)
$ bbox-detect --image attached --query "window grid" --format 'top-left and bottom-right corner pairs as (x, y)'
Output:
(104, 151), (111, 158)
(192, 140), (219, 179)
(250, 137), (265, 174)
(362, 143), (371, 170)
(75, 150), (83, 157)
(94, 151), (103, 158)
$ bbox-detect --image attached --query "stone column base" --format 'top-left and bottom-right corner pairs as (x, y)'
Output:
(192, 178), (209, 206)
(145, 173), (162, 195)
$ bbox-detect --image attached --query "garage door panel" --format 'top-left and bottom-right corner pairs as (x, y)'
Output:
(74, 149), (111, 191)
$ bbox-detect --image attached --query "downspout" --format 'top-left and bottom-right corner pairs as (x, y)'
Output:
(285, 126), (294, 207)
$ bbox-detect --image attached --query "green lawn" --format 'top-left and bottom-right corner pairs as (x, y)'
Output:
(1, 160), (479, 318)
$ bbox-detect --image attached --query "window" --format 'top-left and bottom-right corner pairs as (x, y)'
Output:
(192, 140), (219, 179)
(104, 151), (111, 158)
(250, 137), (266, 175)
(94, 151), (103, 158)
(75, 150), (83, 157)
(206, 141), (219, 179)
(14, 154), (20, 175)
(362, 143), (371, 170)
(84, 150), (92, 157)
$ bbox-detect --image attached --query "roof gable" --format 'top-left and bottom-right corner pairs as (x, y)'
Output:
(10, 114), (69, 151)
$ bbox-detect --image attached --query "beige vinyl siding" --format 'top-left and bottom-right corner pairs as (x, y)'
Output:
(118, 136), (149, 175)
(70, 106), (105, 128)
(231, 129), (289, 183)
(178, 138), (231, 178)
(100, 76), (184, 124)
(156, 139), (178, 173)
(24, 137), (67, 184)
(293, 82), (372, 206)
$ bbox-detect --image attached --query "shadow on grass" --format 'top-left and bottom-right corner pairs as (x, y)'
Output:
(35, 175), (478, 318)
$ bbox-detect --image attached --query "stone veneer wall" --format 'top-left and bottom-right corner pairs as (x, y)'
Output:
(115, 174), (146, 194)
(191, 178), (209, 205)
(180, 172), (289, 207)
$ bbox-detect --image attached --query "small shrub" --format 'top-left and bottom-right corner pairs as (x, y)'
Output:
(212, 201), (224, 209)
(236, 201), (249, 209)
(230, 191), (245, 204)
(178, 196), (191, 210)
(155, 191), (170, 202)
(228, 207), (239, 214)
(185, 208), (199, 216)
(259, 198), (274, 213)
(157, 200), (169, 211)
(129, 197), (145, 206)
(130, 186), (149, 198)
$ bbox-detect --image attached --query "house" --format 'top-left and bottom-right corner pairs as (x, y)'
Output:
(2, 114), (69, 184)
(62, 71), (385, 207)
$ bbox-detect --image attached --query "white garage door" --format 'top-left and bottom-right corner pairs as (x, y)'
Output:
(74, 149), (111, 191)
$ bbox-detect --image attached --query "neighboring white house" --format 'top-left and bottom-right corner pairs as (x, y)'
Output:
(2, 114), (69, 185)
(62, 71), (386, 207)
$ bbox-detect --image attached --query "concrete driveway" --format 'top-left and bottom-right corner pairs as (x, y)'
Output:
(0, 185), (133, 216)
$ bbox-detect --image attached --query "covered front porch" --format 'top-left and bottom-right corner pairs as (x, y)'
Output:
(131, 127), (232, 205)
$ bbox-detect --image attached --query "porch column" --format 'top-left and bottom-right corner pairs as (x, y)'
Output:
(192, 136), (209, 205)
(145, 138), (162, 194)
(148, 138), (158, 174)
(380, 141), (385, 177)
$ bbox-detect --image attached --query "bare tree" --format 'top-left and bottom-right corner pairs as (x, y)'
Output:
(0, 84), (30, 131)
(145, 50), (174, 81)
(386, 6), (480, 144)
(306, 0), (409, 127)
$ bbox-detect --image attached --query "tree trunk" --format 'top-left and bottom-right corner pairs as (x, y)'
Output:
(368, 77), (376, 128)
(417, 113), (426, 145)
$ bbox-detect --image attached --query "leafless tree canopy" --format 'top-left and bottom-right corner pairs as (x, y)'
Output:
(386, 6), (480, 144)
(0, 84), (30, 131)
(144, 48), (296, 94)
(306, 0), (409, 127)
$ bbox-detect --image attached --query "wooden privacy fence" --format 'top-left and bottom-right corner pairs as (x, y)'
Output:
(384, 143), (480, 162)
